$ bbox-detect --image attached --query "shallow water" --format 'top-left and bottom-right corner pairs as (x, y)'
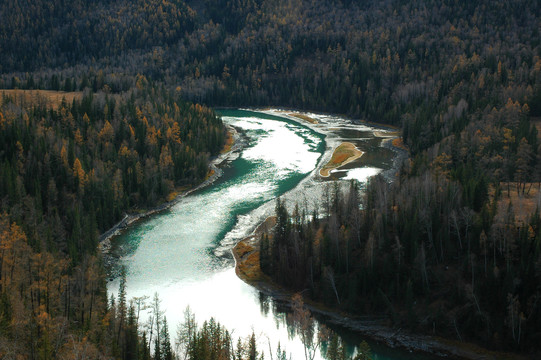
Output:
(108, 110), (433, 359)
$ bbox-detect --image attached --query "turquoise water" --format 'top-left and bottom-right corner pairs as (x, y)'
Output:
(108, 110), (435, 360)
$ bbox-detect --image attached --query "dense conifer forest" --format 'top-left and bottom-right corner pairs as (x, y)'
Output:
(0, 84), (225, 357)
(0, 0), (540, 358)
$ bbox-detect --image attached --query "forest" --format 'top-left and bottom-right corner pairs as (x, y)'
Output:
(0, 0), (540, 358)
(0, 84), (225, 357)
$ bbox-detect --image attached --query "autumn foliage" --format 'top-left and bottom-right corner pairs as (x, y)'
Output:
(0, 85), (225, 357)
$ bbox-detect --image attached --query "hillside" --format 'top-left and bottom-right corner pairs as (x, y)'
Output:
(0, 84), (225, 357)
(0, 0), (540, 358)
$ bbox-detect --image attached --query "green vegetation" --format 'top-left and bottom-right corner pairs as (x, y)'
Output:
(261, 173), (541, 353)
(0, 84), (224, 257)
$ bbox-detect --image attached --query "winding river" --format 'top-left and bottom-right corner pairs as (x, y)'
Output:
(107, 109), (431, 360)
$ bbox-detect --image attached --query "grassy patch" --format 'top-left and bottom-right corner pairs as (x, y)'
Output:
(206, 168), (215, 180)
(0, 89), (83, 110)
(320, 142), (363, 177)
(234, 240), (254, 258)
(330, 153), (349, 164)
(233, 216), (277, 283)
(234, 240), (263, 281)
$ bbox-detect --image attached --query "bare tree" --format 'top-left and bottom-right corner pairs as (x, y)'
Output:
(324, 267), (340, 305)
(288, 293), (329, 360)
(148, 292), (164, 358)
(175, 306), (196, 360)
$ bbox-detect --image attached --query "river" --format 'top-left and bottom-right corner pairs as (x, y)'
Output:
(107, 109), (432, 360)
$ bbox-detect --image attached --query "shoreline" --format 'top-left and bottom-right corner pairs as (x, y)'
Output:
(99, 124), (242, 261)
(232, 232), (527, 360)
(227, 110), (523, 360)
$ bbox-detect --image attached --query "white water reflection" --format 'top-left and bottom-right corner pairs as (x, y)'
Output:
(155, 268), (312, 359)
(230, 116), (321, 175)
(109, 111), (328, 358)
(332, 167), (382, 182)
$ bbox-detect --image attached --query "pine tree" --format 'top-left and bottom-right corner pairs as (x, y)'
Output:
(140, 332), (151, 360)
(235, 337), (244, 360)
(125, 305), (139, 360)
(354, 341), (372, 360)
(160, 317), (173, 360)
(260, 234), (270, 274)
(248, 331), (258, 360)
(327, 333), (340, 360)
(151, 292), (164, 360)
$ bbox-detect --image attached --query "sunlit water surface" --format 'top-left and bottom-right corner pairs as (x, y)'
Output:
(108, 110), (431, 360)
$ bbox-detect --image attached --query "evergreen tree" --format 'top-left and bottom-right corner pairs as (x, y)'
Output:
(248, 331), (258, 360)
(354, 341), (372, 360)
(160, 317), (173, 360)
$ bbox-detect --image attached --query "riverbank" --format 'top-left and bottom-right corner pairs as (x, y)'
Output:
(228, 111), (521, 359)
(288, 113), (319, 124)
(260, 109), (409, 181)
(233, 216), (276, 289)
(99, 125), (241, 265)
(232, 230), (527, 360)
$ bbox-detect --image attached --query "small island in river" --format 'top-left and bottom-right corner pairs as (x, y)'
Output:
(320, 142), (364, 177)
